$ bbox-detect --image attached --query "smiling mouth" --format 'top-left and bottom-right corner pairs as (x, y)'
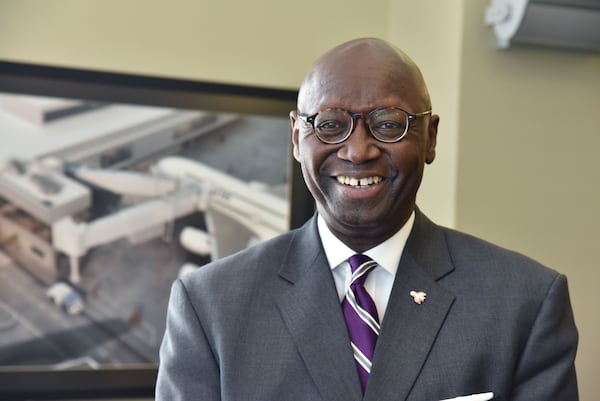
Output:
(336, 175), (383, 188)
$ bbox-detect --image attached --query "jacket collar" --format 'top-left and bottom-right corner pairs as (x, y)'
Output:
(276, 210), (456, 401)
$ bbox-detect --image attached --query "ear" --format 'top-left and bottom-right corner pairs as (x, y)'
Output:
(425, 114), (439, 165)
(290, 110), (301, 162)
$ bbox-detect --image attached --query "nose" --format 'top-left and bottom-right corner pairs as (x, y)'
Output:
(336, 118), (381, 164)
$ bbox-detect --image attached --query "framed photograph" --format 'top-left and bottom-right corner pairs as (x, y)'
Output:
(0, 61), (313, 400)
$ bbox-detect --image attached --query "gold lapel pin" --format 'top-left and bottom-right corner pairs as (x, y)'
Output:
(410, 291), (427, 305)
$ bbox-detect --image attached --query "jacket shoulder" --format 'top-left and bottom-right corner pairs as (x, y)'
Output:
(441, 225), (561, 286)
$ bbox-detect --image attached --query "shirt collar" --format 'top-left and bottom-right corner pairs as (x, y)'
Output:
(317, 211), (415, 276)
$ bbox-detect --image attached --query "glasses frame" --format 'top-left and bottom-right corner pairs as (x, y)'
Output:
(298, 106), (432, 144)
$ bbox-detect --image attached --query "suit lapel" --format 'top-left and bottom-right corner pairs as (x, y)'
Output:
(276, 217), (363, 401)
(365, 211), (456, 401)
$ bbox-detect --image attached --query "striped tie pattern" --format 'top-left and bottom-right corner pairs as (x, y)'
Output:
(342, 254), (380, 393)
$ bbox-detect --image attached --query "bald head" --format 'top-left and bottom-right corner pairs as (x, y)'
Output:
(297, 38), (431, 114)
(290, 38), (439, 251)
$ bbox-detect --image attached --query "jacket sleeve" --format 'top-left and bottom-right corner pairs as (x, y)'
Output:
(511, 273), (579, 400)
(155, 279), (220, 401)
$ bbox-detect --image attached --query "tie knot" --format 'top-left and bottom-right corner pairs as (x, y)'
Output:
(348, 254), (377, 286)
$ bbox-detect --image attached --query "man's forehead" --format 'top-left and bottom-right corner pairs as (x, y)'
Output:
(297, 39), (424, 111)
(298, 64), (420, 112)
(300, 75), (407, 110)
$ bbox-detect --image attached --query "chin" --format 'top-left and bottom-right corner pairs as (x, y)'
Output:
(337, 212), (388, 231)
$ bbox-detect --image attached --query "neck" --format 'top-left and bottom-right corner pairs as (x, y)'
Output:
(326, 213), (413, 253)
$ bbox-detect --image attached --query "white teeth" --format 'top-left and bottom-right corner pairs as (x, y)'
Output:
(336, 175), (383, 187)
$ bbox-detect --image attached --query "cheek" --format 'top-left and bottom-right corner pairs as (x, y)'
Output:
(299, 158), (327, 206)
(297, 137), (330, 171)
(297, 145), (335, 196)
(390, 147), (427, 186)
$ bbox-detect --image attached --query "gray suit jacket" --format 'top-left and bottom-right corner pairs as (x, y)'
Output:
(155, 211), (578, 401)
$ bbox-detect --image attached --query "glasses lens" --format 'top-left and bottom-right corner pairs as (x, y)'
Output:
(313, 109), (351, 143)
(369, 108), (409, 142)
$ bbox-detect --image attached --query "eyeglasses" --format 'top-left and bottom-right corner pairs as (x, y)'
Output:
(297, 106), (432, 144)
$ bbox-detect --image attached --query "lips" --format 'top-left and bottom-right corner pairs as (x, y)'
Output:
(336, 175), (383, 187)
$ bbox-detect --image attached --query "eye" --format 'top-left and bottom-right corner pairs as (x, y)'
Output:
(372, 120), (406, 132)
(316, 119), (347, 134)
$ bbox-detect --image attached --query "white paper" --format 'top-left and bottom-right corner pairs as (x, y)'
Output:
(439, 392), (494, 401)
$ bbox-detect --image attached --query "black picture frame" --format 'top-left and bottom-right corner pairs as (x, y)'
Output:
(0, 61), (314, 400)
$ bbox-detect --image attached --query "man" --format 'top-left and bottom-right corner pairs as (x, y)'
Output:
(155, 38), (578, 401)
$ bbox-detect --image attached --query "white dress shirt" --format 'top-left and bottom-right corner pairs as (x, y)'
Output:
(317, 211), (415, 322)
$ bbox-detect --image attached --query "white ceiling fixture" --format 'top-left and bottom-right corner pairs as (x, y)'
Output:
(485, 0), (600, 51)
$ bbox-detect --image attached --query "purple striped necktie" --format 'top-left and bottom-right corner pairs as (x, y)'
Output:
(342, 254), (380, 394)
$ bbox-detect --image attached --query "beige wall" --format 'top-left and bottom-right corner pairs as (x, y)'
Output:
(0, 0), (388, 89)
(457, 2), (600, 401)
(0, 0), (598, 399)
